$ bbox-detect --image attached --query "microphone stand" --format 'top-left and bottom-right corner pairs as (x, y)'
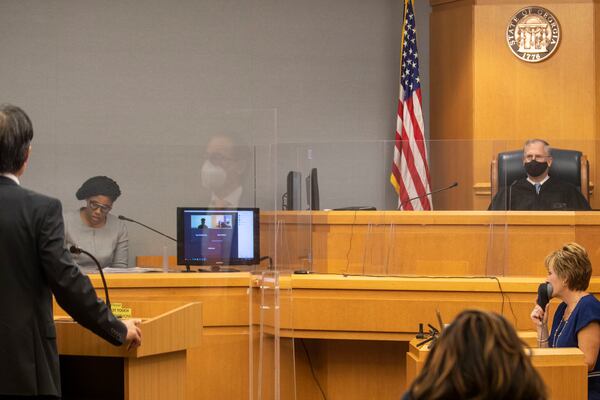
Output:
(117, 215), (187, 272)
(118, 215), (176, 242)
(415, 324), (440, 349)
(70, 246), (111, 309)
(507, 179), (519, 211)
(398, 182), (459, 210)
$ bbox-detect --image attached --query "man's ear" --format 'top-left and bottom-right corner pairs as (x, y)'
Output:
(16, 145), (31, 177)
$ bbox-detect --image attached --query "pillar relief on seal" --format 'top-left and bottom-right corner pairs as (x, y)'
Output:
(506, 6), (561, 63)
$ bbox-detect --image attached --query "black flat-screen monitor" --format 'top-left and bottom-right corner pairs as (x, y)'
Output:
(286, 171), (302, 210)
(177, 207), (259, 267)
(306, 168), (320, 210)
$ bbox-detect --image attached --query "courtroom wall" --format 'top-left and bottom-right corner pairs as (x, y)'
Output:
(0, 0), (432, 263)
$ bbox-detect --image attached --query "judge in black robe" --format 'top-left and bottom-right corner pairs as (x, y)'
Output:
(489, 139), (591, 211)
(489, 176), (591, 210)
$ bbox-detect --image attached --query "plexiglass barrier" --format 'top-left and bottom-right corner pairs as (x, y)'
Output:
(267, 138), (597, 279)
(22, 131), (600, 399)
(25, 135), (598, 277)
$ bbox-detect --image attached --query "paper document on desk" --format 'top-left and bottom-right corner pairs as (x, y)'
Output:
(102, 267), (163, 273)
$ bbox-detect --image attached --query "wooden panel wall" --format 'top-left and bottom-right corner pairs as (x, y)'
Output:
(430, 0), (475, 209)
(430, 0), (599, 209)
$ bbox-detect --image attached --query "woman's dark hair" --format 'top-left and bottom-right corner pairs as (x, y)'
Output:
(76, 176), (121, 202)
(0, 104), (33, 174)
(407, 310), (546, 400)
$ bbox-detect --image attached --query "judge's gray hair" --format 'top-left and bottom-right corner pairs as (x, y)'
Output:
(523, 139), (551, 156)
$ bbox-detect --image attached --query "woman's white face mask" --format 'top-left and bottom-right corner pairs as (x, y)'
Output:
(201, 160), (227, 191)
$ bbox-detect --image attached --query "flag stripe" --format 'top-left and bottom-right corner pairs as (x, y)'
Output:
(391, 157), (410, 207)
(390, 0), (431, 211)
(400, 93), (429, 209)
(400, 130), (428, 209)
(404, 91), (430, 196)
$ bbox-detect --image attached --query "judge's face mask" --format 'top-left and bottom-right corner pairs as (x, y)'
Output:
(201, 160), (227, 191)
(524, 160), (549, 178)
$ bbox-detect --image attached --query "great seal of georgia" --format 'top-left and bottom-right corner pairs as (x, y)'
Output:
(506, 6), (560, 63)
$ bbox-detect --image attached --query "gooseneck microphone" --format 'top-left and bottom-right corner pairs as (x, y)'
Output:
(118, 215), (176, 242)
(536, 282), (554, 309)
(507, 179), (519, 211)
(398, 182), (459, 210)
(69, 245), (111, 308)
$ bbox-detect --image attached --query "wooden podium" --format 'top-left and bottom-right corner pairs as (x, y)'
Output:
(406, 338), (587, 399)
(54, 301), (202, 400)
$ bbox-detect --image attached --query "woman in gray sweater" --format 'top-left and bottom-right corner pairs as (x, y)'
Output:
(64, 176), (129, 274)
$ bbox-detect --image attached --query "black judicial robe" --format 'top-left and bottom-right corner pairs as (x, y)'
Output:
(489, 177), (591, 211)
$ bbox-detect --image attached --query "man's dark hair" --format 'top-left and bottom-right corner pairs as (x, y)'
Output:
(0, 104), (33, 174)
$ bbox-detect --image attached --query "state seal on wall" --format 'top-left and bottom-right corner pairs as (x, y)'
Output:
(506, 6), (560, 63)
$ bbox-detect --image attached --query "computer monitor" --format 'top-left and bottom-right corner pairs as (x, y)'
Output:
(177, 207), (259, 270)
(306, 168), (320, 210)
(285, 171), (302, 210)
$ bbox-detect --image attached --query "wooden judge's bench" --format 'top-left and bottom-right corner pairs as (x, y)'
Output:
(260, 211), (600, 277)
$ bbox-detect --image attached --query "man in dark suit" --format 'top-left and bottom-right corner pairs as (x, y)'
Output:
(0, 104), (142, 399)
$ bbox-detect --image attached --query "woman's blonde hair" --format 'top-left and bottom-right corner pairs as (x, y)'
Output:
(407, 310), (546, 400)
(545, 242), (592, 291)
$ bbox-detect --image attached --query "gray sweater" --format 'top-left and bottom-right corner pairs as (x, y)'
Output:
(63, 210), (129, 274)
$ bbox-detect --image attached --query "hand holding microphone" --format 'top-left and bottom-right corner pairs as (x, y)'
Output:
(536, 282), (553, 310)
(530, 303), (549, 328)
(531, 282), (553, 346)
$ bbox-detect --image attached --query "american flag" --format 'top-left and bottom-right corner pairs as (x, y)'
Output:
(390, 0), (432, 210)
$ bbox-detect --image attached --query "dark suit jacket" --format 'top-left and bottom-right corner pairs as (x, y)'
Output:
(0, 176), (127, 396)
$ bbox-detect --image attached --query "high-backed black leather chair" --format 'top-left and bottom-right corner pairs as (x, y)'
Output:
(491, 148), (590, 201)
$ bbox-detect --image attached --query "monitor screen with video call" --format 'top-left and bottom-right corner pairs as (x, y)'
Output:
(177, 207), (259, 266)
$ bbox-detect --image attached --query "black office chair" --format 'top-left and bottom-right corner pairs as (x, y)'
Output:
(491, 148), (590, 201)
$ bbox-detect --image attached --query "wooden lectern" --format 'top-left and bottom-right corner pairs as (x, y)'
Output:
(54, 301), (202, 400)
(406, 338), (587, 399)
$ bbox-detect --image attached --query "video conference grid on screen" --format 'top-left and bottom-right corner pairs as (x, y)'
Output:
(178, 208), (257, 266)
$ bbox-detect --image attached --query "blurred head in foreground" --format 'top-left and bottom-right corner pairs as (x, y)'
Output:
(406, 309), (546, 400)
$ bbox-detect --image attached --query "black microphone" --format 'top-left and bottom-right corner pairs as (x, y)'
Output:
(118, 215), (176, 242)
(416, 323), (425, 339)
(536, 282), (553, 309)
(398, 182), (458, 210)
(69, 245), (111, 309)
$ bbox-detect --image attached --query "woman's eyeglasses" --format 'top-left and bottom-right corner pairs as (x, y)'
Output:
(88, 200), (112, 214)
